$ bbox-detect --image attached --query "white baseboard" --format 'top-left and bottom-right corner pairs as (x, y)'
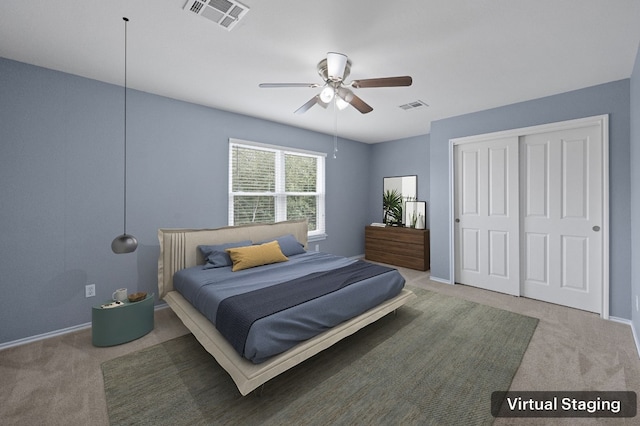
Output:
(0, 322), (92, 351)
(609, 316), (640, 359)
(0, 304), (169, 352)
(429, 276), (454, 285)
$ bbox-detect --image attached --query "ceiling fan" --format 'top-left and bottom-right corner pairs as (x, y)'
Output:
(259, 52), (413, 115)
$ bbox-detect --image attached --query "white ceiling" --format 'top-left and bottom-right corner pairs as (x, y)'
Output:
(1, 0), (639, 143)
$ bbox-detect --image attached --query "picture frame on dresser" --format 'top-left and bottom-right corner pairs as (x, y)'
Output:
(405, 201), (426, 229)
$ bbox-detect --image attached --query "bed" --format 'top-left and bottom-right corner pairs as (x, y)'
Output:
(157, 219), (416, 395)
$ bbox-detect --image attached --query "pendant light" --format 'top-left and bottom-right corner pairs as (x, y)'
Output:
(111, 17), (138, 254)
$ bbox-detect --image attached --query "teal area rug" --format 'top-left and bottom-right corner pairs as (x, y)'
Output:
(102, 287), (538, 425)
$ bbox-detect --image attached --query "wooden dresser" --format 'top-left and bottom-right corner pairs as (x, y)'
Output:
(365, 226), (430, 271)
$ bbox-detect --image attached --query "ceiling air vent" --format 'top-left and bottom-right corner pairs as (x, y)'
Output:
(184, 0), (249, 31)
(399, 100), (429, 111)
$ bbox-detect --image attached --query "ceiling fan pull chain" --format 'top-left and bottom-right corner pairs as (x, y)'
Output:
(333, 96), (338, 159)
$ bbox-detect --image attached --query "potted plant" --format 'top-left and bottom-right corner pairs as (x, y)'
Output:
(383, 189), (403, 226)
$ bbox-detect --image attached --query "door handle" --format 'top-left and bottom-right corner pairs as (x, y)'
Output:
(592, 226), (600, 232)
(455, 218), (460, 223)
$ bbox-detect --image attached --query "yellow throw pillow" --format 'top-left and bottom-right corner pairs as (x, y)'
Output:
(225, 240), (289, 272)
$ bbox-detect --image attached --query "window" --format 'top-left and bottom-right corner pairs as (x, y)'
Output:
(228, 139), (326, 240)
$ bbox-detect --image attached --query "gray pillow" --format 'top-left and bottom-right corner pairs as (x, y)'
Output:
(256, 234), (306, 257)
(198, 240), (252, 269)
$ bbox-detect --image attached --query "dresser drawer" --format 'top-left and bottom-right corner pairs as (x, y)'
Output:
(365, 226), (430, 271)
(365, 226), (426, 245)
(366, 249), (427, 271)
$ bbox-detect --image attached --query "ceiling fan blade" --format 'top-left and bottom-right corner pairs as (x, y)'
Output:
(294, 95), (329, 114)
(348, 93), (374, 114)
(350, 76), (413, 89)
(336, 87), (373, 114)
(294, 97), (317, 114)
(259, 83), (320, 88)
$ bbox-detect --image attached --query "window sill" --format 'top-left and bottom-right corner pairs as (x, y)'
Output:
(308, 233), (327, 243)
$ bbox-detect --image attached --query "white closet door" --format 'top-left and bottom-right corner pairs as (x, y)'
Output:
(521, 125), (602, 313)
(454, 137), (520, 296)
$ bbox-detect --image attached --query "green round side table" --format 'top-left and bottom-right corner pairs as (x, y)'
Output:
(91, 293), (154, 346)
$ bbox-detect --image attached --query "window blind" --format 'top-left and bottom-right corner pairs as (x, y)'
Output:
(228, 139), (326, 239)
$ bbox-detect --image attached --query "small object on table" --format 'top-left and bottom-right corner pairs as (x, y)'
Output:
(128, 291), (147, 303)
(100, 301), (124, 309)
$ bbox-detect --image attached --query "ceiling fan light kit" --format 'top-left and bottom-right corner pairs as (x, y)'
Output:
(259, 52), (412, 115)
(336, 97), (350, 110)
(337, 87), (354, 103)
(325, 52), (349, 81)
(320, 86), (335, 103)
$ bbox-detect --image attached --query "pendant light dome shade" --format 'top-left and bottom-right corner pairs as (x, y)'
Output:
(111, 17), (137, 254)
(111, 233), (138, 254)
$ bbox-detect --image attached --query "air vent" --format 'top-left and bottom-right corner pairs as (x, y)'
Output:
(399, 100), (429, 111)
(184, 0), (249, 31)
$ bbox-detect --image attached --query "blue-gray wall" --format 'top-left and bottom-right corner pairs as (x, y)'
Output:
(2, 51), (638, 344)
(367, 135), (430, 227)
(631, 43), (640, 334)
(0, 57), (373, 344)
(429, 79), (632, 318)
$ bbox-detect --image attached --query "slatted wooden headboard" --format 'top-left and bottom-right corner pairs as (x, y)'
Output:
(157, 219), (308, 298)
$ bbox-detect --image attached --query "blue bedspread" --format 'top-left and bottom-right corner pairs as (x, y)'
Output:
(173, 252), (405, 363)
(216, 260), (397, 356)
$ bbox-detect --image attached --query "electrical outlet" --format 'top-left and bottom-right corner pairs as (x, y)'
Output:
(85, 284), (96, 298)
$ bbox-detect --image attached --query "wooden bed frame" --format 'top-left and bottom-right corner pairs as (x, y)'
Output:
(157, 219), (415, 396)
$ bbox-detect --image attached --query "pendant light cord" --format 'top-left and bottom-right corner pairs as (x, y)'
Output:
(122, 17), (129, 235)
(110, 17), (138, 253)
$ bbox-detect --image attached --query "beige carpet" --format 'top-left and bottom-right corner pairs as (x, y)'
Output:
(102, 288), (537, 425)
(1, 268), (639, 425)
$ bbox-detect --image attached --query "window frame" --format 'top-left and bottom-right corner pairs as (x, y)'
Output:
(228, 138), (326, 241)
